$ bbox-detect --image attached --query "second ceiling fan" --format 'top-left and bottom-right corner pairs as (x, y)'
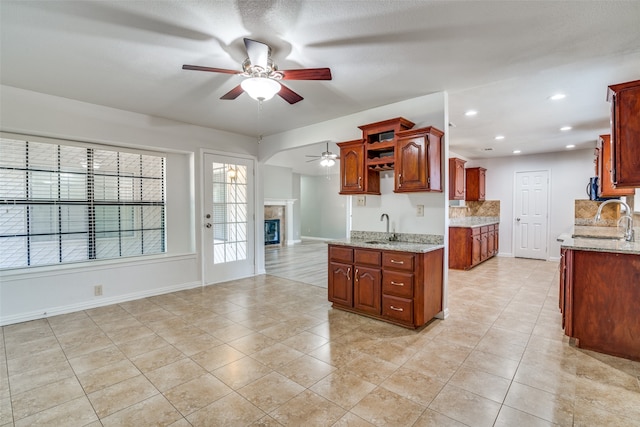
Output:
(183, 38), (332, 104)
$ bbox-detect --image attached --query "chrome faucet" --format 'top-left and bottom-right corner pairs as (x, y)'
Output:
(595, 199), (635, 242)
(380, 213), (389, 233)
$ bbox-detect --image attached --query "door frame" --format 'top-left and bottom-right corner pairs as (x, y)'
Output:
(200, 149), (259, 285)
(512, 169), (551, 260)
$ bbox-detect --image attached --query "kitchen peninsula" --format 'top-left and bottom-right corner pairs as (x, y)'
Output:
(327, 232), (444, 329)
(558, 227), (640, 361)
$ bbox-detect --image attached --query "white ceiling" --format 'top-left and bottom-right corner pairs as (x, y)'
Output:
(2, 1), (640, 175)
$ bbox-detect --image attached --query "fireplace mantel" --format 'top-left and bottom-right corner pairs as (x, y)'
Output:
(264, 199), (297, 246)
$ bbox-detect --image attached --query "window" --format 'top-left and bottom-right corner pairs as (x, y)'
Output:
(0, 136), (166, 269)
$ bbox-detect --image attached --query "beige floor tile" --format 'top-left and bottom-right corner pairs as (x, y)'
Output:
(8, 360), (75, 395)
(0, 396), (13, 425)
(573, 399), (640, 427)
(227, 332), (277, 355)
(145, 358), (205, 392)
(250, 342), (304, 369)
(171, 333), (222, 356)
(380, 367), (445, 407)
(164, 373), (232, 416)
(504, 381), (574, 426)
(100, 394), (182, 426)
(186, 391), (265, 426)
(131, 345), (185, 373)
(402, 350), (461, 383)
(574, 375), (640, 420)
(270, 389), (345, 426)
(87, 374), (158, 419)
(351, 386), (425, 427)
(448, 366), (511, 403)
(58, 332), (114, 359)
(117, 333), (170, 358)
(76, 359), (141, 394)
(333, 412), (376, 426)
(213, 356), (272, 389)
(13, 395), (97, 427)
(191, 343), (245, 371)
(461, 349), (520, 380)
(104, 323), (154, 344)
(280, 330), (329, 353)
(6, 347), (67, 376)
(277, 354), (336, 387)
(307, 341), (359, 367)
(67, 344), (127, 374)
(248, 414), (284, 426)
(494, 405), (559, 426)
(310, 370), (377, 410)
(11, 376), (84, 420)
(413, 408), (467, 427)
(4, 334), (59, 360)
(238, 371), (305, 412)
(209, 323), (254, 342)
(429, 384), (502, 427)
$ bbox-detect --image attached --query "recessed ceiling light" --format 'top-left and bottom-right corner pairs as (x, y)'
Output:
(465, 110), (478, 117)
(560, 126), (572, 131)
(513, 150), (521, 154)
(566, 144), (575, 149)
(495, 135), (505, 140)
(549, 93), (566, 100)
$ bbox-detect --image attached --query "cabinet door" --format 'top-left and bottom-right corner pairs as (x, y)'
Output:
(471, 232), (481, 266)
(493, 225), (499, 255)
(487, 228), (495, 257)
(449, 157), (466, 200)
(354, 266), (381, 315)
(478, 168), (486, 200)
(608, 80), (640, 187)
(597, 135), (634, 197)
(339, 143), (365, 194)
(480, 231), (488, 261)
(465, 168), (486, 201)
(328, 261), (352, 307)
(395, 135), (427, 191)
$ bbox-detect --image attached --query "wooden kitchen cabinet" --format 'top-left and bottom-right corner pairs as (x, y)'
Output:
(394, 127), (444, 193)
(596, 135), (634, 197)
(449, 223), (499, 270)
(559, 248), (640, 361)
(607, 79), (640, 187)
(338, 139), (380, 195)
(449, 157), (466, 200)
(328, 244), (444, 328)
(465, 167), (486, 201)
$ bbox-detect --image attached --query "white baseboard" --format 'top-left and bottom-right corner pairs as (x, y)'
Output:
(0, 280), (201, 326)
(300, 235), (332, 241)
(436, 308), (449, 319)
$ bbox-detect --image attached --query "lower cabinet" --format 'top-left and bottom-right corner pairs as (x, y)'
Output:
(328, 245), (444, 328)
(449, 223), (499, 270)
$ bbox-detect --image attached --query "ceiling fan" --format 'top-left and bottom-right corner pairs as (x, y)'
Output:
(182, 38), (332, 104)
(306, 142), (339, 167)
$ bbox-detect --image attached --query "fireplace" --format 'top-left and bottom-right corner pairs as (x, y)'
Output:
(264, 219), (280, 245)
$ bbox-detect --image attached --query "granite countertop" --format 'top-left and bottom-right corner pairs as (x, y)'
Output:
(558, 226), (640, 255)
(327, 231), (444, 253)
(449, 216), (500, 228)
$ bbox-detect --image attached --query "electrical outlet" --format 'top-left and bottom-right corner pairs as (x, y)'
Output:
(417, 205), (424, 217)
(356, 195), (366, 206)
(94, 285), (103, 296)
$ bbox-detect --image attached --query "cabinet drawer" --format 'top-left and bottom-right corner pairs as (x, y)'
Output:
(382, 271), (414, 298)
(382, 295), (413, 324)
(471, 227), (481, 236)
(480, 226), (489, 234)
(382, 252), (414, 271)
(355, 249), (381, 266)
(330, 246), (353, 263)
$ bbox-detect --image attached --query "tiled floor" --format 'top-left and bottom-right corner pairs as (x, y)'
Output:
(1, 255), (640, 426)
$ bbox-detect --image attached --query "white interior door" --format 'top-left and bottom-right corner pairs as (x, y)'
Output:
(203, 153), (254, 284)
(514, 170), (549, 260)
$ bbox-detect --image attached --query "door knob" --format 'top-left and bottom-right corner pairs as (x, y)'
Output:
(205, 223), (212, 228)
(516, 218), (521, 222)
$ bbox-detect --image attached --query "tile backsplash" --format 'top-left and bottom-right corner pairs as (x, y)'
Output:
(449, 200), (500, 218)
(574, 199), (621, 227)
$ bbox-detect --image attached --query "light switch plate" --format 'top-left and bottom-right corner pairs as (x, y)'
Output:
(356, 196), (366, 206)
(417, 205), (424, 216)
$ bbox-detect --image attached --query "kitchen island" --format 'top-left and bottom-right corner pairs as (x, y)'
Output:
(558, 227), (640, 361)
(327, 232), (444, 329)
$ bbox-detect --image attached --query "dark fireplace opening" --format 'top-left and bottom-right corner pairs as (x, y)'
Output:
(264, 219), (280, 245)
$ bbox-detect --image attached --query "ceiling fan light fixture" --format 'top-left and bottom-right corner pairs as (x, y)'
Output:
(320, 158), (335, 167)
(241, 77), (281, 101)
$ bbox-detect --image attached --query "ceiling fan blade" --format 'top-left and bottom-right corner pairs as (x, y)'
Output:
(220, 84), (244, 100)
(278, 84), (304, 104)
(306, 158), (321, 163)
(281, 68), (332, 80)
(244, 38), (270, 69)
(305, 155), (321, 158)
(182, 64), (240, 74)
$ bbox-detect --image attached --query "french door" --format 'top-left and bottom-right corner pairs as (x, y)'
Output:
(514, 170), (549, 260)
(203, 153), (255, 284)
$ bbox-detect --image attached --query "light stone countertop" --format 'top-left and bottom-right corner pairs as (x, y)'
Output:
(327, 231), (444, 253)
(558, 226), (640, 255)
(449, 216), (500, 228)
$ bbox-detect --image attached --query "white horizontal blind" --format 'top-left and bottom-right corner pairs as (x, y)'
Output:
(0, 137), (165, 269)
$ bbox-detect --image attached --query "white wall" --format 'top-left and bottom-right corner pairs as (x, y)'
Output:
(300, 173), (347, 239)
(263, 165), (293, 199)
(466, 148), (595, 260)
(0, 85), (257, 325)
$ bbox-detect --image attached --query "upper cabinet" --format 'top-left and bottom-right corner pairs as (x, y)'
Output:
(448, 157), (466, 200)
(597, 135), (634, 197)
(465, 167), (486, 201)
(337, 117), (444, 194)
(607, 79), (640, 187)
(394, 127), (444, 192)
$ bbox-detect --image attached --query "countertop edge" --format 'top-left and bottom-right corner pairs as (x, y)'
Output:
(327, 240), (445, 253)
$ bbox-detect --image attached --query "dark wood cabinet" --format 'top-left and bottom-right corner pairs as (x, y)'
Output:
(607, 79), (640, 187)
(338, 139), (381, 195)
(465, 167), (486, 201)
(449, 157), (466, 200)
(449, 224), (499, 270)
(596, 135), (634, 197)
(559, 248), (640, 361)
(328, 244), (444, 328)
(394, 127), (443, 193)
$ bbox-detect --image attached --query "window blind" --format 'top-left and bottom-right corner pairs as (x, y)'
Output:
(0, 136), (166, 269)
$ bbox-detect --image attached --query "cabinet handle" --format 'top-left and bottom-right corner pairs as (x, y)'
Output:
(358, 176), (362, 188)
(347, 267), (351, 280)
(355, 268), (359, 282)
(390, 306), (404, 312)
(398, 173), (402, 187)
(390, 259), (404, 265)
(390, 281), (404, 286)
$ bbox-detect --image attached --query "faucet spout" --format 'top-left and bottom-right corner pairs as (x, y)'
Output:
(380, 213), (389, 233)
(595, 199), (634, 242)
